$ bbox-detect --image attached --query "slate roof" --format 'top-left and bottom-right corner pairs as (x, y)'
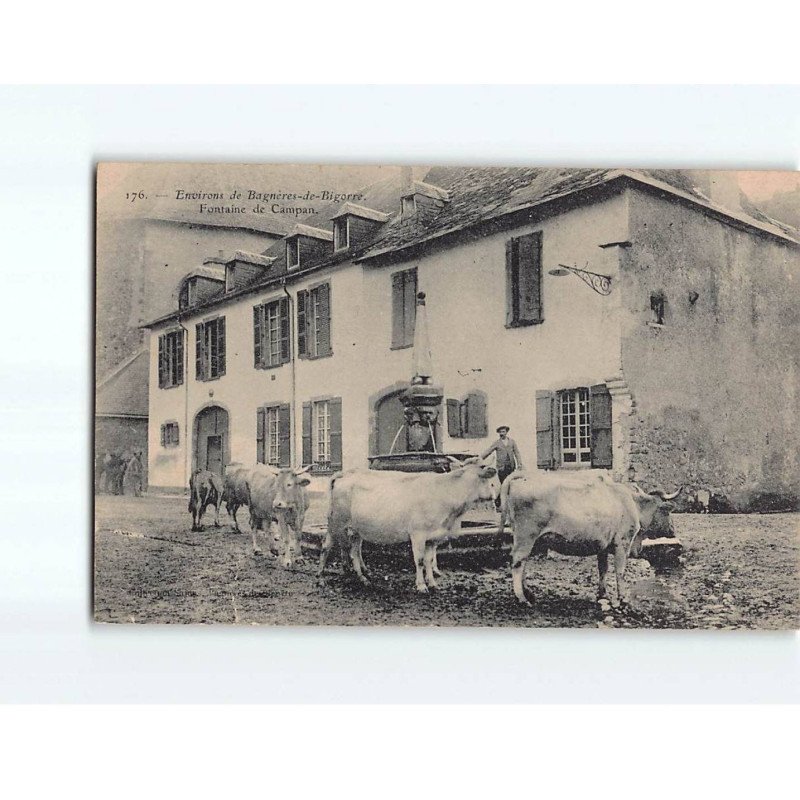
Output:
(142, 166), (798, 328)
(96, 349), (149, 417)
(356, 167), (799, 262)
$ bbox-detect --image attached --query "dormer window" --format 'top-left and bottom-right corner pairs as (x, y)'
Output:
(401, 195), (417, 220)
(333, 218), (349, 251)
(286, 238), (300, 269)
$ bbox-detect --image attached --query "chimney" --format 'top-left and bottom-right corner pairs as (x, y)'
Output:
(399, 166), (413, 193)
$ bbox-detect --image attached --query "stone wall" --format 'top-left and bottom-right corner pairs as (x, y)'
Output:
(619, 187), (800, 510)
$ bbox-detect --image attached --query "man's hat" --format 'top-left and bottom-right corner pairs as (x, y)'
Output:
(496, 425), (510, 433)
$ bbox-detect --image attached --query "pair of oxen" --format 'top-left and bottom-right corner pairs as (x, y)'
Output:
(190, 459), (679, 608)
(319, 458), (679, 607)
(188, 464), (311, 568)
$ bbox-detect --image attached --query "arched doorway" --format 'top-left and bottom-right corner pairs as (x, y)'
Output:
(370, 383), (442, 456)
(375, 389), (409, 455)
(193, 405), (230, 476)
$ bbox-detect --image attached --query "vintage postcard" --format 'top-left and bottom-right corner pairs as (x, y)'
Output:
(94, 163), (800, 628)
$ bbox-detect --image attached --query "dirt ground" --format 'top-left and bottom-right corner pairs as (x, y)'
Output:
(93, 493), (800, 629)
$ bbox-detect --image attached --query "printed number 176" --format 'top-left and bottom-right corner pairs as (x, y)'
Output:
(126, 191), (146, 202)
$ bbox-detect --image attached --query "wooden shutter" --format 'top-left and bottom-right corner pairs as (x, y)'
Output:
(160, 424), (166, 447)
(216, 317), (226, 376)
(404, 269), (417, 346)
(302, 401), (312, 466)
(329, 397), (343, 470)
(297, 289), (308, 358)
(278, 403), (291, 467)
(590, 384), (613, 468)
(446, 398), (461, 437)
(316, 283), (332, 356)
(536, 390), (558, 469)
(466, 392), (487, 437)
(506, 238), (519, 326)
(158, 335), (166, 388)
(279, 297), (291, 363)
(195, 323), (206, 380)
(391, 271), (404, 348)
(256, 407), (265, 464)
(507, 233), (543, 325)
(517, 232), (543, 324)
(253, 305), (263, 368)
(175, 331), (184, 385)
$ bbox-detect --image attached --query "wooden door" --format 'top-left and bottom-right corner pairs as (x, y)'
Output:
(206, 435), (223, 476)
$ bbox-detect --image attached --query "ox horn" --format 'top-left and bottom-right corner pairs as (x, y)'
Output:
(293, 465), (312, 475)
(655, 486), (682, 501)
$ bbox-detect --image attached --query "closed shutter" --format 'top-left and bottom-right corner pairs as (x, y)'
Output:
(329, 397), (343, 471)
(216, 317), (226, 376)
(466, 392), (487, 437)
(160, 424), (166, 447)
(536, 390), (558, 469)
(195, 323), (205, 380)
(297, 290), (308, 358)
(279, 297), (291, 363)
(278, 403), (291, 467)
(590, 384), (613, 468)
(253, 305), (263, 367)
(404, 269), (417, 346)
(256, 407), (265, 464)
(302, 401), (312, 466)
(391, 271), (404, 348)
(175, 331), (184, 385)
(518, 232), (543, 324)
(316, 283), (332, 356)
(505, 238), (518, 326)
(158, 335), (166, 388)
(446, 398), (461, 437)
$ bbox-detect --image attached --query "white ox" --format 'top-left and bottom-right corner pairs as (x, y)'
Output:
(248, 465), (311, 568)
(501, 471), (679, 606)
(318, 459), (497, 593)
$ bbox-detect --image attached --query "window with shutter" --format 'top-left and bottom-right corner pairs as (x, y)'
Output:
(535, 390), (558, 469)
(506, 232), (543, 327)
(464, 391), (488, 438)
(195, 324), (206, 381)
(278, 403), (291, 467)
(297, 289), (308, 358)
(559, 388), (591, 464)
(158, 335), (166, 388)
(301, 283), (332, 359)
(279, 297), (290, 364)
(196, 317), (226, 380)
(590, 384), (613, 468)
(253, 305), (263, 368)
(446, 398), (461, 437)
(302, 401), (312, 466)
(256, 407), (265, 464)
(158, 331), (184, 388)
(329, 397), (343, 471)
(391, 268), (417, 349)
(161, 422), (179, 448)
(254, 299), (291, 369)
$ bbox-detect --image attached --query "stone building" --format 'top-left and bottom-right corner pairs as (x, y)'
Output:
(141, 167), (800, 508)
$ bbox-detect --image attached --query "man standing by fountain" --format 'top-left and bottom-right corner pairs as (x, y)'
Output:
(481, 426), (523, 511)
